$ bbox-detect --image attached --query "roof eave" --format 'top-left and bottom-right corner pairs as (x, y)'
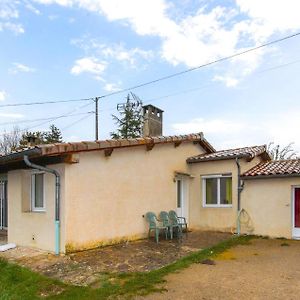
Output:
(187, 154), (247, 164)
(0, 148), (42, 165)
(241, 173), (300, 180)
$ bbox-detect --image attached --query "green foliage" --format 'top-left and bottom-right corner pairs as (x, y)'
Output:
(0, 235), (253, 299)
(19, 124), (63, 149)
(110, 93), (143, 139)
(44, 125), (63, 144)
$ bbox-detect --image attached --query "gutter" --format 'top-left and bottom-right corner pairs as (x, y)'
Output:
(23, 155), (61, 255)
(235, 158), (243, 235)
(0, 148), (41, 165)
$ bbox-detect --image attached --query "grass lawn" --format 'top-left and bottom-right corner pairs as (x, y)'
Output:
(0, 235), (252, 300)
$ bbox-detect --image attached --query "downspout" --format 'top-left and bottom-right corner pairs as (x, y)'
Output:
(235, 158), (242, 235)
(24, 155), (61, 255)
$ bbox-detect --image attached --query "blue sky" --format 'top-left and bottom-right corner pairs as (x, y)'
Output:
(1, 0), (300, 151)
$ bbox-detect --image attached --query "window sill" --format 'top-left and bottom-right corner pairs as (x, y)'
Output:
(203, 205), (233, 208)
(29, 209), (46, 213)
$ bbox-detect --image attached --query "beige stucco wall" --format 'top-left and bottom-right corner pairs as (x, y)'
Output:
(7, 164), (66, 252)
(64, 142), (203, 252)
(242, 177), (300, 238)
(188, 157), (262, 232)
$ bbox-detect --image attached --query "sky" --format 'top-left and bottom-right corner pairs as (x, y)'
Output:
(1, 0), (300, 151)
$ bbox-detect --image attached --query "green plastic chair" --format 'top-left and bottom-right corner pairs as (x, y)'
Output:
(159, 211), (180, 239)
(145, 212), (168, 243)
(169, 210), (188, 234)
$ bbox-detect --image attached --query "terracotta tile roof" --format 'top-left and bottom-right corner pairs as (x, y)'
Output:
(0, 133), (215, 165)
(242, 159), (300, 179)
(187, 145), (270, 163)
(36, 133), (214, 156)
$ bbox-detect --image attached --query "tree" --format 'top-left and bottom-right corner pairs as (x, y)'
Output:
(19, 124), (63, 148)
(110, 93), (144, 139)
(18, 130), (44, 149)
(0, 127), (21, 155)
(0, 124), (63, 154)
(267, 142), (298, 160)
(43, 125), (63, 144)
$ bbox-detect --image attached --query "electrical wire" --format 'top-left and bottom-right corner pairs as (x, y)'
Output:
(0, 31), (299, 108)
(62, 113), (94, 131)
(2, 55), (300, 130)
(0, 102), (94, 137)
(0, 111), (94, 126)
(0, 97), (94, 108)
(73, 31), (300, 99)
(98, 56), (300, 112)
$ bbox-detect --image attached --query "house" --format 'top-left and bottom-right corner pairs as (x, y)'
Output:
(186, 148), (300, 238)
(0, 104), (300, 253)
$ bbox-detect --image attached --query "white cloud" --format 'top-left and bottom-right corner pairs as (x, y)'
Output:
(34, 0), (300, 87)
(0, 1), (24, 34)
(0, 112), (23, 118)
(9, 63), (36, 74)
(0, 90), (6, 101)
(213, 75), (239, 88)
(103, 83), (121, 92)
(101, 45), (153, 67)
(72, 38), (153, 68)
(172, 111), (300, 152)
(0, 22), (24, 34)
(25, 2), (41, 15)
(236, 0), (300, 34)
(0, 2), (19, 19)
(70, 57), (107, 76)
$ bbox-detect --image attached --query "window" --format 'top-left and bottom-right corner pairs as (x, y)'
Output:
(31, 172), (45, 211)
(202, 175), (232, 207)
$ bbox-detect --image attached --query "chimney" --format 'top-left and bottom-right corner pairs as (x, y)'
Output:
(142, 104), (164, 137)
(27, 136), (38, 147)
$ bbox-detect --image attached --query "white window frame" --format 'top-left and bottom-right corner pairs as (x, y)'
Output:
(31, 171), (46, 212)
(202, 174), (232, 208)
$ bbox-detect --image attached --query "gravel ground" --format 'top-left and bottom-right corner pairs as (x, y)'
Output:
(140, 238), (300, 300)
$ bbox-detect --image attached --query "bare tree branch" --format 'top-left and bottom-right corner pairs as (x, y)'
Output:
(267, 142), (298, 160)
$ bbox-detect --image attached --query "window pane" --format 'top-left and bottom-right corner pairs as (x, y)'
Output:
(34, 174), (44, 208)
(205, 178), (218, 204)
(220, 177), (232, 205)
(177, 180), (182, 208)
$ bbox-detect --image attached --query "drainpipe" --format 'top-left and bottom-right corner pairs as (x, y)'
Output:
(235, 158), (242, 235)
(23, 155), (61, 255)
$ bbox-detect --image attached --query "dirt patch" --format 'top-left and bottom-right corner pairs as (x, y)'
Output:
(139, 238), (300, 300)
(0, 231), (230, 286)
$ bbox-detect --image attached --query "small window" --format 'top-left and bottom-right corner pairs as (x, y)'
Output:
(202, 175), (232, 207)
(31, 172), (45, 211)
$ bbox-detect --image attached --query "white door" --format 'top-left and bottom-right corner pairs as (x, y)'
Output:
(176, 176), (189, 221)
(292, 187), (300, 238)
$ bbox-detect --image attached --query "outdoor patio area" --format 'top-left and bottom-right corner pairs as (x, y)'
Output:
(0, 230), (231, 286)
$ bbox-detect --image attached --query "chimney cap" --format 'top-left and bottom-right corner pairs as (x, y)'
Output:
(142, 104), (164, 113)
